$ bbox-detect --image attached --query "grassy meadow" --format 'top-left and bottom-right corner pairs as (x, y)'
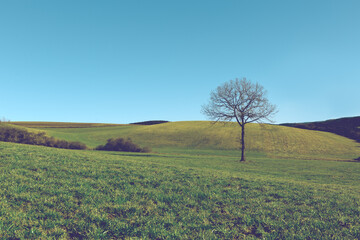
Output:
(10, 122), (124, 129)
(1, 121), (359, 239)
(25, 121), (360, 160)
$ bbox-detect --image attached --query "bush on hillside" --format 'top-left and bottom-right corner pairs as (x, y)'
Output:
(95, 137), (151, 153)
(0, 125), (87, 150)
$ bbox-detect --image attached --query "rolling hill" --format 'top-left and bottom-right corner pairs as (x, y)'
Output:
(281, 116), (360, 143)
(12, 121), (360, 160)
(10, 121), (124, 128)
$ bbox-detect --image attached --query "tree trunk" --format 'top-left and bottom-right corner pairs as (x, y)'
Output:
(241, 125), (245, 162)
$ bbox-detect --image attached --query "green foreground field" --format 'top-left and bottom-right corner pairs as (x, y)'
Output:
(0, 141), (359, 239)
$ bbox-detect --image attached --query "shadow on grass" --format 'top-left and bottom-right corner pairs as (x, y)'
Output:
(106, 152), (154, 158)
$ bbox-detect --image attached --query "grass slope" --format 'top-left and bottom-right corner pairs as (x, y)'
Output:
(11, 122), (124, 128)
(23, 121), (360, 160)
(0, 142), (359, 239)
(0, 124), (87, 150)
(281, 116), (360, 143)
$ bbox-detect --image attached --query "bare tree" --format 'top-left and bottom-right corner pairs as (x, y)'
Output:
(202, 78), (277, 162)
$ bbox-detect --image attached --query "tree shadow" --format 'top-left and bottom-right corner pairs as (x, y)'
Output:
(106, 153), (155, 158)
(105, 152), (188, 159)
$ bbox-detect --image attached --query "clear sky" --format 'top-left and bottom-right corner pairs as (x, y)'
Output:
(1, 0), (359, 124)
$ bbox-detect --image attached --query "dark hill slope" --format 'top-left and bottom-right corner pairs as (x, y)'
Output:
(281, 116), (360, 143)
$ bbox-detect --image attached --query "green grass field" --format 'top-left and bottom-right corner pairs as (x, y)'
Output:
(1, 121), (360, 239)
(0, 141), (359, 239)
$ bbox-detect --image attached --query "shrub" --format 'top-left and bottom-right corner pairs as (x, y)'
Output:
(0, 124), (87, 150)
(68, 141), (88, 150)
(96, 137), (151, 153)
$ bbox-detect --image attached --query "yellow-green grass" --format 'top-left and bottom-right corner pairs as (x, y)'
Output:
(11, 121), (124, 128)
(19, 121), (360, 160)
(0, 141), (359, 239)
(0, 122), (44, 134)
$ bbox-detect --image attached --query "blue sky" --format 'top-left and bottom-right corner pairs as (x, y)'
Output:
(1, 0), (359, 124)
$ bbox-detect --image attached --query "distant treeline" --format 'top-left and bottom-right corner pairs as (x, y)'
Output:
(130, 120), (169, 125)
(281, 116), (360, 143)
(0, 124), (87, 150)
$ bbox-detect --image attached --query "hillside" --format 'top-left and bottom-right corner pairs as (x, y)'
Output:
(15, 121), (360, 160)
(0, 123), (87, 150)
(11, 121), (124, 128)
(281, 116), (360, 143)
